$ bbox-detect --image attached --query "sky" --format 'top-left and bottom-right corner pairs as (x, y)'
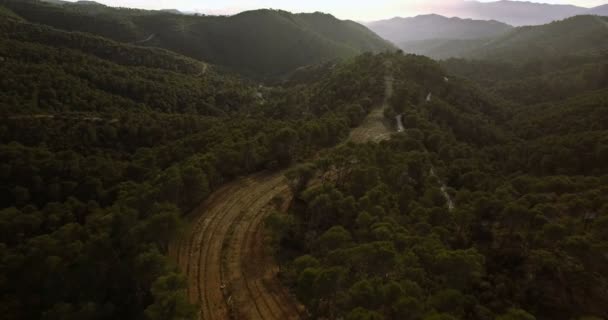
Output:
(63, 0), (608, 20)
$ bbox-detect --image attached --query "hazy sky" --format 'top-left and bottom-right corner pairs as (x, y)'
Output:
(64, 0), (607, 20)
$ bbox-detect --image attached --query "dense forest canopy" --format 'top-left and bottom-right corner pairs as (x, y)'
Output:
(274, 53), (608, 320)
(1, 1), (608, 320)
(0, 5), (393, 318)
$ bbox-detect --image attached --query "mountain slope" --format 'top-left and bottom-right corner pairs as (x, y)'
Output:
(0, 7), (265, 116)
(0, 6), (398, 318)
(367, 14), (512, 44)
(413, 15), (608, 61)
(2, 0), (393, 78)
(466, 15), (608, 61)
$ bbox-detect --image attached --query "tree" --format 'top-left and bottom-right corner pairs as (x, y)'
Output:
(144, 273), (196, 320)
(393, 296), (424, 320)
(286, 163), (316, 196)
(347, 307), (384, 320)
(318, 226), (353, 253)
(496, 308), (536, 320)
(272, 127), (298, 166)
(434, 249), (484, 290)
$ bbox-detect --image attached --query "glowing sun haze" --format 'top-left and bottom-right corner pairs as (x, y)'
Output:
(62, 0), (607, 20)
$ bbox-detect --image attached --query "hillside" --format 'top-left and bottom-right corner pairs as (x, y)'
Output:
(2, 1), (608, 320)
(1, 0), (393, 78)
(0, 6), (400, 318)
(273, 52), (608, 320)
(432, 15), (608, 108)
(367, 14), (512, 45)
(410, 15), (608, 62)
(467, 15), (608, 61)
(439, 0), (586, 26)
(398, 38), (486, 60)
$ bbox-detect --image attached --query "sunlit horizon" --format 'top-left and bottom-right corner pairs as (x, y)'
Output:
(58, 0), (608, 21)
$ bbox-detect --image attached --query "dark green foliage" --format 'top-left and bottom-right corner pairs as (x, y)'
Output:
(413, 15), (608, 62)
(2, 3), (607, 319)
(1, 0), (393, 78)
(276, 53), (608, 320)
(0, 13), (390, 319)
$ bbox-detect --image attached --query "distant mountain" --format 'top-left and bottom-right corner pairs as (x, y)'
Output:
(415, 15), (608, 62)
(3, 0), (393, 78)
(397, 38), (487, 60)
(159, 9), (182, 15)
(367, 14), (512, 47)
(39, 0), (67, 4)
(440, 0), (586, 26)
(463, 15), (608, 61)
(588, 4), (608, 16)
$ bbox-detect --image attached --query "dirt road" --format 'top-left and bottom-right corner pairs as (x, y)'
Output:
(169, 68), (395, 320)
(349, 74), (394, 143)
(169, 173), (301, 320)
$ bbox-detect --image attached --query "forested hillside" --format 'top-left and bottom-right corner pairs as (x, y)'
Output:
(2, 1), (608, 319)
(432, 16), (608, 106)
(273, 53), (608, 320)
(405, 15), (608, 61)
(0, 7), (392, 318)
(0, 0), (393, 78)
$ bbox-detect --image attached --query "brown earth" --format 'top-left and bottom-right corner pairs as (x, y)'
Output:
(348, 75), (394, 143)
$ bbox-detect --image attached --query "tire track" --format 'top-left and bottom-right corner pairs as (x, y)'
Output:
(198, 175), (282, 320)
(172, 173), (299, 320)
(224, 180), (299, 319)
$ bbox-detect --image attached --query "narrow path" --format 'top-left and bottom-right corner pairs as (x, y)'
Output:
(132, 34), (155, 44)
(396, 114), (404, 132)
(169, 64), (395, 320)
(395, 86), (454, 211)
(430, 167), (454, 211)
(349, 74), (394, 142)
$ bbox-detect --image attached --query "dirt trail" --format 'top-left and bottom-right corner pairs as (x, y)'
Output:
(169, 65), (395, 320)
(349, 74), (394, 142)
(132, 34), (155, 44)
(430, 167), (454, 211)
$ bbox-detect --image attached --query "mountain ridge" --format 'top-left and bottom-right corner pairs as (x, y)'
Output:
(367, 13), (513, 46)
(2, 0), (394, 78)
(367, 0), (608, 28)
(393, 15), (608, 61)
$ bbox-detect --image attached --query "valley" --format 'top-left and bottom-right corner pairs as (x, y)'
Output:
(1, 1), (608, 320)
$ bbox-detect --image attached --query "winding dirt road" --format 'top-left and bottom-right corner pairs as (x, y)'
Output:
(169, 173), (300, 320)
(169, 67), (394, 320)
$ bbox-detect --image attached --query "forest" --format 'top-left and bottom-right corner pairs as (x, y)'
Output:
(1, 1), (608, 320)
(274, 53), (608, 320)
(0, 6), (389, 319)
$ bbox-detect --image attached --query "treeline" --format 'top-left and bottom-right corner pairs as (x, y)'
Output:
(274, 53), (608, 320)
